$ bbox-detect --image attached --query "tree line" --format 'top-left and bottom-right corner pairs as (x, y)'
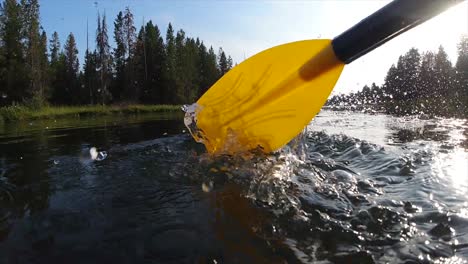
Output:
(0, 0), (233, 107)
(327, 36), (468, 118)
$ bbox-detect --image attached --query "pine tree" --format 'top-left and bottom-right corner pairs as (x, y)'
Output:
(173, 29), (186, 103)
(227, 55), (233, 71)
(370, 82), (382, 105)
(112, 11), (125, 101)
(128, 26), (145, 101)
(455, 35), (468, 116)
(197, 41), (209, 97)
(400, 48), (421, 103)
(418, 51), (436, 113)
(49, 31), (63, 104)
(50, 52), (66, 104)
(38, 30), (49, 101)
(141, 21), (165, 103)
(49, 31), (60, 66)
(182, 37), (200, 102)
(21, 0), (44, 105)
(164, 23), (177, 103)
(96, 12), (112, 104)
(203, 46), (219, 95)
(383, 64), (399, 113)
(218, 47), (229, 76)
(123, 7), (136, 59)
(0, 0), (27, 105)
(83, 50), (98, 104)
(122, 7), (136, 102)
(433, 45), (454, 115)
(383, 48), (421, 114)
(64, 33), (79, 103)
(0, 1), (7, 105)
(111, 7), (136, 102)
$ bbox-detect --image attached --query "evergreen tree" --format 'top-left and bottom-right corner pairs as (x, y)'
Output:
(140, 21), (165, 103)
(64, 32), (79, 103)
(433, 46), (454, 115)
(196, 41), (208, 97)
(173, 28), (186, 103)
(38, 30), (49, 100)
(96, 12), (112, 104)
(0, 0), (27, 104)
(83, 50), (98, 104)
(121, 7), (136, 103)
(455, 35), (468, 116)
(418, 51), (436, 113)
(111, 7), (136, 102)
(128, 26), (145, 101)
(370, 82), (382, 105)
(50, 52), (66, 104)
(204, 46), (219, 94)
(383, 64), (399, 113)
(227, 55), (233, 71)
(112, 11), (125, 101)
(21, 0), (46, 105)
(218, 47), (229, 76)
(399, 48), (421, 103)
(164, 23), (177, 103)
(382, 48), (421, 114)
(49, 31), (62, 104)
(49, 31), (60, 65)
(123, 7), (136, 59)
(182, 37), (200, 102)
(0, 2), (6, 105)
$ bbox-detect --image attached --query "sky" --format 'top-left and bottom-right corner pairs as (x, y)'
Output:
(40, 0), (468, 94)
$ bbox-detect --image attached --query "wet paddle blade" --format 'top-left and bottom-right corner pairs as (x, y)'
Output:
(192, 39), (345, 154)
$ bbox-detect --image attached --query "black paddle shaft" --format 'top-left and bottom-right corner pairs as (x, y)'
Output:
(332, 0), (465, 64)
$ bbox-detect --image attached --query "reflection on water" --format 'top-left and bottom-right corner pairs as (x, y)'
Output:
(310, 111), (468, 197)
(0, 110), (467, 263)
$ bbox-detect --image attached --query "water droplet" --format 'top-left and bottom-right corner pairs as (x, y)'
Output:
(202, 181), (213, 192)
(90, 147), (107, 161)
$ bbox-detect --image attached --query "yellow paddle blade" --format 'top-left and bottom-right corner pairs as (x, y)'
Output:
(192, 39), (344, 154)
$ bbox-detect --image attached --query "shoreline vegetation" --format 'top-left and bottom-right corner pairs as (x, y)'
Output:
(0, 104), (182, 122)
(0, 2), (233, 113)
(0, 0), (466, 123)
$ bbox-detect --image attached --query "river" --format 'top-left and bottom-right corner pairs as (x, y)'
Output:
(0, 110), (467, 263)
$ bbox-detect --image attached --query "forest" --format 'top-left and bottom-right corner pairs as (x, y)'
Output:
(1, 0), (467, 119)
(327, 37), (468, 118)
(0, 0), (233, 108)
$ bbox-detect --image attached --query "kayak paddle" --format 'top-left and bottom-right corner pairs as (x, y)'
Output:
(186, 0), (464, 154)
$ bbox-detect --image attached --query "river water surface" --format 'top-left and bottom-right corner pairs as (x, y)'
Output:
(0, 110), (467, 263)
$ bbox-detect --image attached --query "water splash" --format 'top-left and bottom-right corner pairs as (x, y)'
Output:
(182, 103), (204, 145)
(90, 147), (107, 161)
(183, 103), (256, 155)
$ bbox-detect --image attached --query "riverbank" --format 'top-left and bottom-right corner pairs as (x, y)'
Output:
(0, 104), (182, 122)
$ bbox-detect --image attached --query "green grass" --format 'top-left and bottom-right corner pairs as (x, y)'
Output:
(0, 104), (182, 122)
